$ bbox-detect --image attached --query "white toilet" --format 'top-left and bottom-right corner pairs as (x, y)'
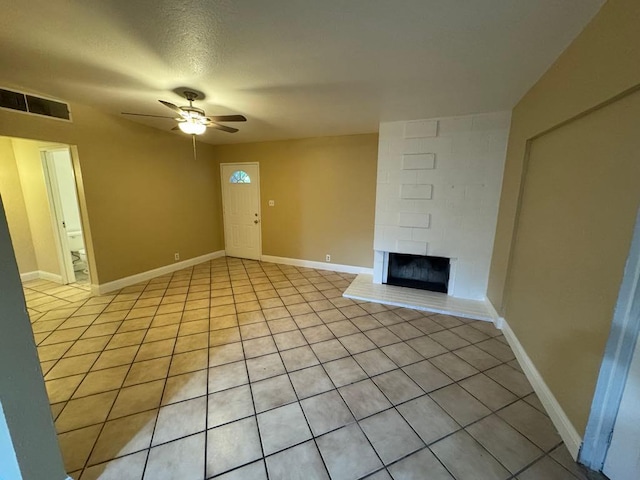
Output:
(67, 231), (88, 272)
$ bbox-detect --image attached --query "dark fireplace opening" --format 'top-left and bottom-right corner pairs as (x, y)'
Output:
(386, 253), (450, 293)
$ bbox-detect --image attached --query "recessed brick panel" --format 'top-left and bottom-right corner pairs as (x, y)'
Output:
(402, 153), (436, 170)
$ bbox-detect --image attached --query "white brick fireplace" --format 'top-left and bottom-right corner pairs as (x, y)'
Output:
(372, 111), (510, 301)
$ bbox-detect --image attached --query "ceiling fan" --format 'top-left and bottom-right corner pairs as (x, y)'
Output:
(121, 90), (246, 135)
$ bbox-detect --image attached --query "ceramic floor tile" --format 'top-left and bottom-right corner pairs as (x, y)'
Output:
(316, 424), (383, 480)
(208, 384), (254, 427)
(549, 445), (590, 480)
(311, 339), (350, 363)
(266, 441), (330, 480)
(485, 364), (534, 397)
(45, 374), (85, 403)
(144, 432), (205, 480)
(80, 450), (148, 480)
(209, 342), (245, 367)
(405, 337), (447, 359)
(301, 390), (355, 436)
(467, 414), (543, 474)
(56, 391), (118, 433)
(402, 360), (453, 393)
(252, 374), (297, 413)
(206, 417), (262, 477)
(339, 333), (377, 355)
(476, 339), (516, 363)
(371, 369), (423, 405)
(246, 352), (286, 382)
(360, 409), (424, 464)
(215, 460), (267, 480)
(273, 330), (307, 351)
(354, 349), (398, 377)
(152, 396), (207, 445)
(365, 328), (403, 348)
(339, 379), (392, 420)
(430, 384), (491, 426)
(257, 402), (312, 455)
(397, 396), (460, 445)
(208, 360), (249, 393)
(162, 369), (207, 405)
(289, 365), (335, 399)
(109, 380), (165, 419)
(123, 357), (171, 387)
(429, 352), (479, 381)
(517, 456), (578, 480)
(431, 430), (510, 480)
(243, 336), (278, 358)
(58, 424), (103, 472)
(387, 448), (454, 480)
(23, 260), (586, 480)
(381, 342), (423, 367)
(324, 357), (368, 387)
(73, 365), (129, 398)
(497, 400), (562, 451)
(88, 410), (156, 465)
(459, 373), (518, 411)
(168, 348), (208, 376)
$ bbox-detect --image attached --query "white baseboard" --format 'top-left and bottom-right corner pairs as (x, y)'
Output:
(20, 271), (63, 283)
(484, 297), (501, 325)
(20, 271), (39, 282)
(92, 250), (226, 295)
(261, 255), (374, 275)
(500, 318), (582, 459)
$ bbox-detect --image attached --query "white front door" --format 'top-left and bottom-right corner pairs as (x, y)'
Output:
(603, 334), (640, 480)
(221, 163), (262, 260)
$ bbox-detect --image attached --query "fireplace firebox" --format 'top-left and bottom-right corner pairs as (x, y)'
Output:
(385, 253), (450, 293)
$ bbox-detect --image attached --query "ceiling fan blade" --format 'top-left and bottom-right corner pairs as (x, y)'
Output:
(210, 123), (239, 133)
(159, 100), (188, 118)
(209, 115), (247, 122)
(171, 125), (180, 131)
(122, 112), (177, 119)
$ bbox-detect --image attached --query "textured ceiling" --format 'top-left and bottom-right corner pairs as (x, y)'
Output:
(0, 0), (604, 144)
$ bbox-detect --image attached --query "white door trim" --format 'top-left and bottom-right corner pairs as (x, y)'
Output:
(220, 162), (262, 260)
(580, 207), (640, 469)
(40, 148), (76, 284)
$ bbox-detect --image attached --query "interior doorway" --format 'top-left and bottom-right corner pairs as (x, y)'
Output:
(41, 147), (89, 284)
(220, 162), (262, 260)
(0, 136), (90, 286)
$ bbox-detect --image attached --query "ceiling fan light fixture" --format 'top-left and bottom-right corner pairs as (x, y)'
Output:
(178, 120), (206, 135)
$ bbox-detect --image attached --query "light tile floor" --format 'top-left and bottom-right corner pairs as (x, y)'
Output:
(24, 257), (598, 480)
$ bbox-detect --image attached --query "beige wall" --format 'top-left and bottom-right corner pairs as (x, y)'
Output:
(0, 104), (224, 284)
(488, 0), (640, 435)
(11, 138), (61, 276)
(0, 138), (37, 273)
(212, 134), (378, 268)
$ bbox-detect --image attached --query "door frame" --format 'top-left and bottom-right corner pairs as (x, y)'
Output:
(580, 207), (640, 470)
(220, 162), (262, 260)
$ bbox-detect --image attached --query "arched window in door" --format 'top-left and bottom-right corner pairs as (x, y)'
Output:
(229, 170), (251, 184)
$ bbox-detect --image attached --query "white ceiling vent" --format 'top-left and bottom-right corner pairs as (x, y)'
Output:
(0, 88), (70, 121)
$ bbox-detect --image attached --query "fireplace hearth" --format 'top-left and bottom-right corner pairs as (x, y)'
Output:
(386, 253), (450, 293)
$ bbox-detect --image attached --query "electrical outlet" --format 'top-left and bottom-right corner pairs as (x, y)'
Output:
(174, 252), (180, 261)
(268, 200), (275, 207)
(325, 254), (331, 262)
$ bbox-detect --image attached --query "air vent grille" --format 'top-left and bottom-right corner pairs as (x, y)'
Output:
(0, 88), (70, 120)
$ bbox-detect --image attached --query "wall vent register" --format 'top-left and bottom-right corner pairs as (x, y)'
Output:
(0, 88), (70, 120)
(386, 253), (450, 293)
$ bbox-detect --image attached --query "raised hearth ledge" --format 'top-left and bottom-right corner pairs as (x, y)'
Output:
(343, 274), (496, 322)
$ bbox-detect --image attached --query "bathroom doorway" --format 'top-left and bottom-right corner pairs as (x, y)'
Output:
(41, 147), (89, 284)
(0, 136), (91, 287)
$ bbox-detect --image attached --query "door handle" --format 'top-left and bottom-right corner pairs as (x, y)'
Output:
(254, 219), (260, 224)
